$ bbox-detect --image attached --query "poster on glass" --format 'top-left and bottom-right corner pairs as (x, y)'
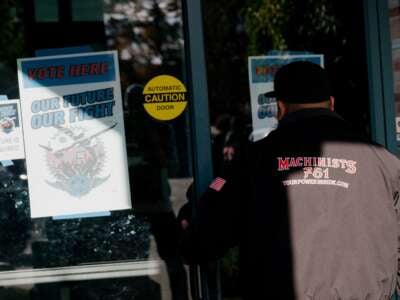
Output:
(17, 51), (131, 218)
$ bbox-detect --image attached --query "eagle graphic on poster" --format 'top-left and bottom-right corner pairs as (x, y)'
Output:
(39, 124), (116, 197)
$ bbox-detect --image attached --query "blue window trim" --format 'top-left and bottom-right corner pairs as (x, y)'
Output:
(183, 0), (213, 196)
(364, 0), (398, 155)
(183, 0), (220, 299)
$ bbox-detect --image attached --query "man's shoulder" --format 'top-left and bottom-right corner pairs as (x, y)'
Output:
(369, 143), (400, 168)
(250, 125), (298, 155)
(252, 128), (281, 146)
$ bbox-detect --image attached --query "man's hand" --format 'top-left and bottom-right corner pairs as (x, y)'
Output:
(223, 146), (235, 161)
(181, 219), (189, 230)
(177, 202), (192, 231)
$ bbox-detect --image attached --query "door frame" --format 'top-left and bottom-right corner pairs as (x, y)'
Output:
(183, 0), (400, 299)
(364, 0), (398, 154)
(183, 0), (217, 299)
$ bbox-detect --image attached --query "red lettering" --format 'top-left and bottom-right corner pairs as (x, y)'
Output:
(89, 63), (100, 75)
(295, 157), (303, 166)
(100, 63), (108, 74)
(255, 65), (281, 77)
(289, 157), (297, 167)
(81, 64), (89, 76)
(57, 66), (64, 78)
(69, 63), (108, 76)
(303, 157), (312, 166)
(277, 157), (289, 171)
(38, 69), (47, 80)
(256, 67), (266, 75)
(27, 66), (64, 80)
(48, 66), (57, 78)
(69, 65), (80, 76)
(28, 69), (37, 80)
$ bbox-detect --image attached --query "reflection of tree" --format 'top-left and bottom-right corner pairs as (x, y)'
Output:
(204, 0), (341, 114)
(107, 0), (190, 178)
(0, 161), (152, 269)
(0, 0), (25, 98)
(203, 0), (249, 121)
(205, 0), (369, 133)
(0, 0), (25, 67)
(0, 165), (30, 267)
(104, 0), (183, 80)
(40, 213), (151, 267)
(244, 0), (338, 53)
(204, 0), (340, 119)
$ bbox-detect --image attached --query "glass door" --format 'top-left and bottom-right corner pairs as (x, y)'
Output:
(389, 0), (400, 151)
(0, 1), (193, 300)
(202, 0), (370, 298)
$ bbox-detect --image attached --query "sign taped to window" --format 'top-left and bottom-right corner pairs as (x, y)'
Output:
(0, 99), (25, 161)
(248, 54), (324, 142)
(17, 51), (131, 218)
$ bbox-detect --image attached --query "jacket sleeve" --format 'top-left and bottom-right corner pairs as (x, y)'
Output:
(387, 155), (400, 296)
(378, 149), (400, 297)
(178, 175), (244, 264)
(396, 177), (400, 296)
(178, 139), (255, 264)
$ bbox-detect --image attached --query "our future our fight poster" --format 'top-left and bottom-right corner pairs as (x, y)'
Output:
(17, 51), (131, 218)
(248, 54), (323, 142)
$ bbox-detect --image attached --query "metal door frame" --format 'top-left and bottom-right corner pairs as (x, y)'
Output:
(364, 0), (398, 154)
(182, 0), (217, 299)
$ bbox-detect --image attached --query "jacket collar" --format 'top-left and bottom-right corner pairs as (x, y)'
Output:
(278, 108), (343, 128)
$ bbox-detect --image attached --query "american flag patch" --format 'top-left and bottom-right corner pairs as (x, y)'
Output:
(209, 177), (226, 192)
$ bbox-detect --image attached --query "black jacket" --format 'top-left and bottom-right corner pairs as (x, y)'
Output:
(180, 109), (400, 300)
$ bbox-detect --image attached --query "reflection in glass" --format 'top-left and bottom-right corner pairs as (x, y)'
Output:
(72, 0), (104, 22)
(0, 0), (191, 299)
(34, 0), (59, 22)
(389, 0), (400, 143)
(204, 0), (368, 299)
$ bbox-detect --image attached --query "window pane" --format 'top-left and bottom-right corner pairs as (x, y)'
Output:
(203, 0), (369, 298)
(72, 0), (104, 22)
(34, 0), (59, 22)
(389, 0), (400, 143)
(0, 1), (192, 299)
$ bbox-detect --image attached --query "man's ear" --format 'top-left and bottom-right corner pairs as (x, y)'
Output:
(277, 100), (287, 120)
(329, 96), (335, 111)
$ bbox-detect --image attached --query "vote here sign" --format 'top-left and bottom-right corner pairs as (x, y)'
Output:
(17, 51), (131, 218)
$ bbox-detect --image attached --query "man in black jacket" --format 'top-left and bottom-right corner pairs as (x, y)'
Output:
(179, 61), (400, 300)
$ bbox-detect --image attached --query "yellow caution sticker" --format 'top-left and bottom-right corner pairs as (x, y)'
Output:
(143, 75), (188, 121)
